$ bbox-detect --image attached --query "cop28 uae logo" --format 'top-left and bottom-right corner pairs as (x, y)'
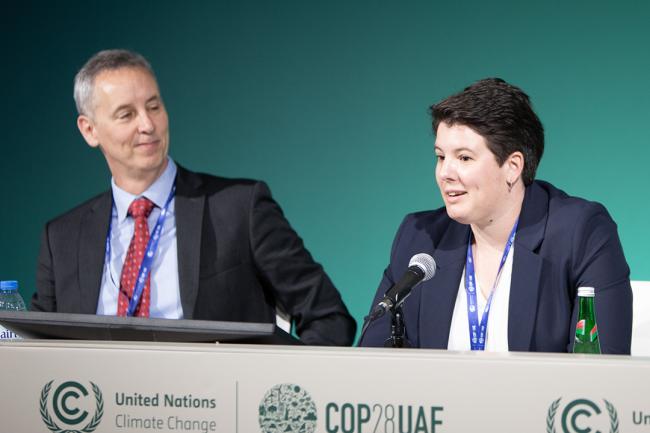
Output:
(258, 383), (317, 433)
(546, 397), (619, 433)
(39, 380), (104, 433)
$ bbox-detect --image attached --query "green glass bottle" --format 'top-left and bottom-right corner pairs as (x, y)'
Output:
(573, 286), (601, 354)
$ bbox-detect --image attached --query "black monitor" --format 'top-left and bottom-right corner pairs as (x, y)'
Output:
(0, 311), (300, 345)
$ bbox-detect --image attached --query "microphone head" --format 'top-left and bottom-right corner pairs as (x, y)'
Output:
(408, 253), (436, 281)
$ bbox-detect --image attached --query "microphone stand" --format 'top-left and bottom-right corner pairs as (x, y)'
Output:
(358, 255), (435, 348)
(384, 304), (411, 348)
(358, 302), (411, 348)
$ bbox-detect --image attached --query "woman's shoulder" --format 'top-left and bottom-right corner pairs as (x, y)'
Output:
(398, 207), (455, 234)
(390, 207), (467, 255)
(529, 181), (621, 262)
(533, 180), (613, 222)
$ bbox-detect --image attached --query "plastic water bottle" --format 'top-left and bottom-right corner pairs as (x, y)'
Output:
(0, 280), (27, 340)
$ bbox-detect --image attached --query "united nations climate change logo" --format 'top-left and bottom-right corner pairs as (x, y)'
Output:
(39, 380), (104, 433)
(259, 383), (317, 433)
(546, 397), (619, 433)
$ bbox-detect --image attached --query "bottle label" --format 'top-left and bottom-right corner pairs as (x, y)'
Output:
(576, 319), (586, 336)
(590, 325), (598, 342)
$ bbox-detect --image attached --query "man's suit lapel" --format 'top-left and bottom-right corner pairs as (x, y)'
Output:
(174, 165), (206, 319)
(508, 182), (548, 351)
(79, 193), (112, 313)
(418, 221), (468, 348)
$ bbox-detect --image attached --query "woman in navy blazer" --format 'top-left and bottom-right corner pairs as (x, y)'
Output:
(359, 78), (632, 353)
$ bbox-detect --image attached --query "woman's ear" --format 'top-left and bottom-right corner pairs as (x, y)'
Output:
(506, 151), (524, 184)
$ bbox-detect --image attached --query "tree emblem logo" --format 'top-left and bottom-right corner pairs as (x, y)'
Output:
(546, 397), (619, 433)
(258, 383), (317, 433)
(39, 380), (104, 433)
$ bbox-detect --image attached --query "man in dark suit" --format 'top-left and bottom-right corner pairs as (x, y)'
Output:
(31, 49), (356, 346)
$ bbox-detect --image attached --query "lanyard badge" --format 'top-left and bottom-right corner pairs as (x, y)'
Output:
(105, 184), (176, 316)
(464, 220), (518, 350)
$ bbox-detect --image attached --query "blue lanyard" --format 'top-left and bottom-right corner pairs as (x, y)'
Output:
(105, 185), (176, 316)
(464, 220), (518, 350)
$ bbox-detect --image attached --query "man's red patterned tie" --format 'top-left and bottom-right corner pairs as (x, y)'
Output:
(117, 197), (154, 317)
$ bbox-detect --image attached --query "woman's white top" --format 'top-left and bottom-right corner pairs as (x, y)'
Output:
(447, 245), (514, 352)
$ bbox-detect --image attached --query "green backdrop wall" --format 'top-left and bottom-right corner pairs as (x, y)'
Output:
(2, 1), (649, 340)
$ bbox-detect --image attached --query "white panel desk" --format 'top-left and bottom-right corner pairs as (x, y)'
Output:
(2, 341), (649, 433)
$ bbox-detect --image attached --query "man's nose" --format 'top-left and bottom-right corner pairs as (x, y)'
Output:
(137, 112), (154, 134)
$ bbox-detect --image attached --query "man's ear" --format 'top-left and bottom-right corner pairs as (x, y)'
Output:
(77, 115), (100, 148)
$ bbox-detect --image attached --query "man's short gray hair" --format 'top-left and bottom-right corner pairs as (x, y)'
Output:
(73, 49), (156, 116)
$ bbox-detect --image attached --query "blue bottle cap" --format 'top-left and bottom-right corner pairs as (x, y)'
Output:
(0, 280), (19, 291)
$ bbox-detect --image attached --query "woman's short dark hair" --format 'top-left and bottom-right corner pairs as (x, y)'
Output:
(430, 78), (544, 186)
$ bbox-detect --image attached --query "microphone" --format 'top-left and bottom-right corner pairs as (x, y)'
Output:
(372, 253), (436, 319)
